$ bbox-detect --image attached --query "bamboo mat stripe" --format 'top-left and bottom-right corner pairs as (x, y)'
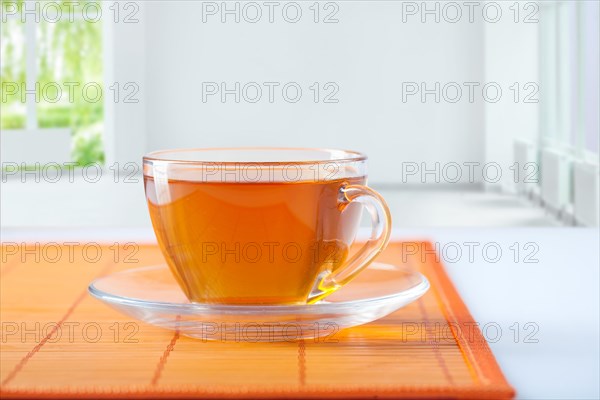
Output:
(0, 241), (515, 399)
(2, 259), (117, 387)
(416, 298), (454, 385)
(151, 315), (182, 387)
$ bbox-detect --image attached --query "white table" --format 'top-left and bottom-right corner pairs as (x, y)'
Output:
(2, 227), (599, 399)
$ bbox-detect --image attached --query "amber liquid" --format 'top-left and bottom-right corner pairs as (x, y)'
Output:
(145, 177), (365, 304)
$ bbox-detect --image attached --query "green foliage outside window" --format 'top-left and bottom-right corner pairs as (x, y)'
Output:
(0, 1), (104, 165)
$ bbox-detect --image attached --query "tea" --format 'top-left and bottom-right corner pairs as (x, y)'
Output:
(145, 176), (365, 304)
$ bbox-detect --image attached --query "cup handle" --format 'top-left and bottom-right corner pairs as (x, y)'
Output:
(307, 184), (392, 303)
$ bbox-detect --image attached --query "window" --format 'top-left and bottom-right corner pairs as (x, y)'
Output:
(0, 17), (26, 129)
(539, 1), (600, 159)
(581, 0), (600, 156)
(1, 0), (105, 165)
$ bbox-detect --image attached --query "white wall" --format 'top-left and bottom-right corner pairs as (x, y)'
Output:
(103, 2), (147, 165)
(484, 2), (539, 190)
(142, 2), (486, 184)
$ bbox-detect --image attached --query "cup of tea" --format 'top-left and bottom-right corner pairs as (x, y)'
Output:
(143, 148), (391, 305)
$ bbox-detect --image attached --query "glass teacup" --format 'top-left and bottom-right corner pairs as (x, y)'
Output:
(143, 148), (391, 305)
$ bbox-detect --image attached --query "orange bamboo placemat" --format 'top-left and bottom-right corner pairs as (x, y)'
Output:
(0, 241), (514, 399)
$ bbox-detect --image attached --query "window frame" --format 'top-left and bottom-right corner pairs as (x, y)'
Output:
(539, 0), (599, 164)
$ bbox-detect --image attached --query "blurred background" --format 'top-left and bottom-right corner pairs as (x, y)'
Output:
(1, 0), (598, 229)
(1, 3), (599, 398)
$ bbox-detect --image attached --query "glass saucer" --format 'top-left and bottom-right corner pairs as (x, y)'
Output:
(88, 262), (429, 342)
